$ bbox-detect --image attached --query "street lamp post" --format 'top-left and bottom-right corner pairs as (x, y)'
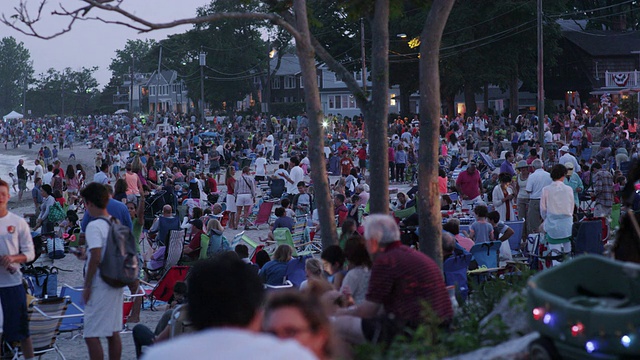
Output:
(267, 45), (277, 129)
(632, 51), (640, 120)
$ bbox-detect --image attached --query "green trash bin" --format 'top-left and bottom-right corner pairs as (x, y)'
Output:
(527, 255), (640, 359)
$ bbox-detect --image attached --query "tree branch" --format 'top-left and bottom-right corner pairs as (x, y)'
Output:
(2, 0), (303, 43)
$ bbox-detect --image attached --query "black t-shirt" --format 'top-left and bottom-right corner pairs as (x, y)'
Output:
(17, 164), (27, 180)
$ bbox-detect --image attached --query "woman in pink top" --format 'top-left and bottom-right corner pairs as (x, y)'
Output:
(124, 163), (143, 202)
(438, 168), (448, 194)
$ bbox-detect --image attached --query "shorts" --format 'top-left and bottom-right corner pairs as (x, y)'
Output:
(18, 179), (27, 191)
(0, 284), (30, 342)
(236, 193), (254, 207)
(226, 194), (237, 212)
(359, 159), (367, 169)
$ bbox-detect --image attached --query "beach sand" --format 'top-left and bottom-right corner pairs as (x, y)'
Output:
(3, 142), (276, 359)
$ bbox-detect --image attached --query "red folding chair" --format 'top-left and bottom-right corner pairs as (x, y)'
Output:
(146, 266), (189, 310)
(247, 200), (276, 229)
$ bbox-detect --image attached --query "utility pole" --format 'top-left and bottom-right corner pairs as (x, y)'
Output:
(156, 46), (162, 124)
(200, 47), (206, 127)
(361, 18), (367, 92)
(130, 54), (135, 113)
(61, 76), (65, 117)
(537, 0), (545, 155)
(22, 76), (26, 116)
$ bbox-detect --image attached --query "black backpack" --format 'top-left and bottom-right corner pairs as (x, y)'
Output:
(96, 217), (139, 288)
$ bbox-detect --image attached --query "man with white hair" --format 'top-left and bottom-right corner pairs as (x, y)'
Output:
(334, 215), (452, 345)
(525, 159), (552, 234)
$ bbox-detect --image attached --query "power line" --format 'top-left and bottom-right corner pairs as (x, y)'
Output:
(547, 0), (637, 18)
(442, 3), (529, 36)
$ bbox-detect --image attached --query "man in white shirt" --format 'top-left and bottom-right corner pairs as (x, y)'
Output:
(544, 129), (553, 144)
(42, 164), (54, 186)
(93, 163), (110, 185)
(558, 145), (579, 171)
(254, 152), (268, 182)
(265, 133), (275, 160)
(541, 164), (574, 266)
(525, 159), (552, 234)
(33, 159), (44, 181)
(141, 256), (315, 360)
(286, 157), (304, 196)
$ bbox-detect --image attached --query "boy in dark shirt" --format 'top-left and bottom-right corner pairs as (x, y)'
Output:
(267, 207), (295, 240)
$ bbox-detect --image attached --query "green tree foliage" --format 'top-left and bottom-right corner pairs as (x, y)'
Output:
(566, 0), (640, 31)
(27, 66), (99, 116)
(0, 36), (33, 115)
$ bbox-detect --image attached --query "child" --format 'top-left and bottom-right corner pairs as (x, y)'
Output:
(466, 204), (494, 243)
(8, 173), (17, 192)
(487, 211), (514, 262)
(53, 189), (65, 207)
(280, 198), (296, 219)
(267, 207), (295, 240)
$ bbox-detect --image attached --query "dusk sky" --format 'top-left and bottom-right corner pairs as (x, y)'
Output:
(0, 0), (208, 87)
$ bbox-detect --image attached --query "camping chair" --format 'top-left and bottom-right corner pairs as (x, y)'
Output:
(198, 234), (210, 260)
(165, 229), (185, 271)
(264, 280), (294, 291)
(504, 220), (525, 259)
(470, 241), (502, 269)
(581, 147), (592, 162)
(145, 265), (190, 311)
(58, 284), (84, 339)
(393, 205), (416, 222)
(620, 161), (631, 176)
(230, 231), (245, 248)
(284, 255), (312, 288)
(268, 178), (286, 199)
(273, 228), (312, 257)
(4, 297), (82, 360)
(443, 253), (472, 302)
(572, 220), (604, 255)
(239, 234), (264, 260)
(247, 200), (276, 229)
(122, 287), (146, 332)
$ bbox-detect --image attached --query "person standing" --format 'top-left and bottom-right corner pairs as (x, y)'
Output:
(16, 159), (28, 201)
(0, 179), (35, 359)
(78, 183), (124, 360)
(515, 160), (530, 221)
(525, 159), (552, 234)
(33, 159), (43, 183)
(591, 162), (614, 218)
(287, 157), (304, 198)
(225, 166), (237, 230)
(499, 152), (516, 176)
(32, 177), (44, 219)
(254, 152), (267, 182)
(492, 173), (516, 222)
(541, 165), (575, 266)
(455, 160), (483, 209)
(236, 167), (256, 230)
(562, 162), (583, 217)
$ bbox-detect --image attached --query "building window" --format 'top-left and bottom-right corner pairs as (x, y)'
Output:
(328, 95), (358, 110)
(285, 76), (296, 89)
(272, 77), (281, 89)
(300, 77), (304, 88)
(317, 75), (321, 88)
(355, 71), (362, 81)
(335, 73), (342, 82)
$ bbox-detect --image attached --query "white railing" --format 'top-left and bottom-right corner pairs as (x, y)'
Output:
(604, 70), (640, 88)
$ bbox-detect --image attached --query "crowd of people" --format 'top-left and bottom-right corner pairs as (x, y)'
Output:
(1, 100), (639, 358)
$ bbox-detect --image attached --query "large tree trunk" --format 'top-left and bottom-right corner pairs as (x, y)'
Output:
(292, 0), (337, 248)
(418, 0), (456, 269)
(400, 83), (411, 117)
(363, 0), (390, 215)
(463, 82), (476, 118)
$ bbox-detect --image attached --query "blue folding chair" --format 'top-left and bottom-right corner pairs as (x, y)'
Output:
(581, 148), (592, 162)
(504, 220), (525, 258)
(58, 284), (84, 338)
(620, 161), (631, 177)
(284, 255), (312, 288)
(470, 241), (502, 269)
(443, 253), (472, 302)
(573, 220), (604, 255)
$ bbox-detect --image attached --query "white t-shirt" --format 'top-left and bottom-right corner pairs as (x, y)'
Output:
(255, 157), (267, 176)
(266, 134), (275, 149)
(287, 166), (304, 194)
(43, 171), (53, 186)
(34, 164), (43, 180)
(141, 328), (317, 360)
(0, 212), (35, 287)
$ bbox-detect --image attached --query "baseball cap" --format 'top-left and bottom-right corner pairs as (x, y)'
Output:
(559, 145), (570, 152)
(564, 162), (574, 170)
(189, 219), (203, 230)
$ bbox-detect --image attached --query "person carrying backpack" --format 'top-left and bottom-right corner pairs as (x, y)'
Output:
(76, 182), (132, 360)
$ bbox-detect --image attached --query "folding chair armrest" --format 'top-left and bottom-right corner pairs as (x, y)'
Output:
(264, 280), (294, 289)
(63, 283), (83, 291)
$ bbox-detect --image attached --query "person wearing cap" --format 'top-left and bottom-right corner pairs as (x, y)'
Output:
(499, 152), (515, 176)
(562, 162), (583, 217)
(558, 145), (579, 172)
(456, 160), (483, 209)
(541, 164), (575, 266)
(515, 160), (530, 221)
(525, 159), (552, 234)
(183, 219), (205, 261)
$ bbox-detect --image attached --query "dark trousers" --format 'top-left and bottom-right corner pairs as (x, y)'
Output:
(389, 161), (396, 181)
(396, 163), (406, 183)
(132, 324), (155, 358)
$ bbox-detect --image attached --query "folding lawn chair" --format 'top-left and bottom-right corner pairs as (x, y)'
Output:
(443, 253), (472, 302)
(168, 304), (194, 338)
(58, 284), (84, 339)
(165, 229), (185, 271)
(230, 231), (245, 248)
(268, 178), (286, 199)
(238, 233), (263, 260)
(581, 147), (592, 162)
(198, 234), (210, 260)
(146, 265), (190, 311)
(273, 228), (312, 257)
(504, 220), (525, 258)
(122, 287), (146, 332)
(247, 200), (276, 229)
(572, 220), (604, 256)
(620, 161), (631, 177)
(4, 297), (83, 360)
(264, 280), (294, 291)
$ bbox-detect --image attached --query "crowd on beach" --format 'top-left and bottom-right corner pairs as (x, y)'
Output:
(0, 98), (639, 359)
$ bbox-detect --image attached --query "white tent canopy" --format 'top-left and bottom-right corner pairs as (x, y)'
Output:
(3, 111), (23, 121)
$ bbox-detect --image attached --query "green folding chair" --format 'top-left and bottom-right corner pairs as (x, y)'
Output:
(198, 234), (210, 260)
(273, 228), (312, 257)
